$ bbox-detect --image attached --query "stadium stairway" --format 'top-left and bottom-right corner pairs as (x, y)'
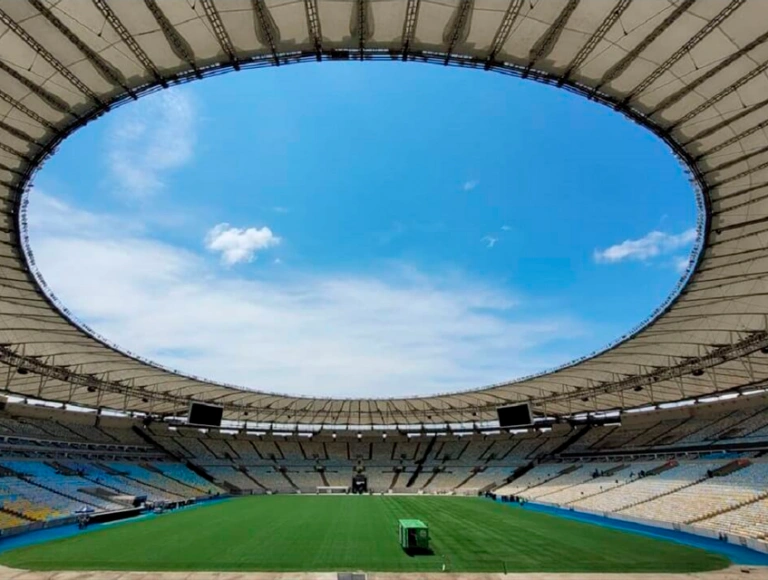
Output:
(712, 459), (751, 477)
(78, 472), (124, 495)
(476, 441), (497, 461)
(688, 489), (768, 524)
(545, 425), (592, 458)
(510, 464), (581, 495)
(17, 475), (103, 510)
(46, 461), (79, 475)
(616, 473), (710, 512)
(104, 466), (184, 498)
(223, 439), (242, 460)
(567, 469), (643, 505)
(92, 462), (127, 476)
(319, 469), (330, 487)
(405, 437), (437, 488)
(645, 460), (679, 476)
(453, 469), (479, 490)
(131, 425), (221, 490)
(277, 468), (299, 491)
(389, 470), (401, 489)
(0, 504), (36, 524)
(80, 486), (131, 506)
(240, 468), (268, 491)
(534, 465), (629, 501)
(140, 463), (205, 495)
(420, 468), (441, 489)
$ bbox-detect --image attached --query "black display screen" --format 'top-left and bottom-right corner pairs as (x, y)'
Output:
(188, 402), (224, 427)
(497, 403), (533, 428)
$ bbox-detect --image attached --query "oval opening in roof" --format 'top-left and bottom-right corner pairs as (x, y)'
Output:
(25, 61), (698, 399)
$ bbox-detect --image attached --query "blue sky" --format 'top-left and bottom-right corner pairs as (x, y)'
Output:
(27, 62), (697, 398)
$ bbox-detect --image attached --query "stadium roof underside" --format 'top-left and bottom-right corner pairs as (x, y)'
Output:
(0, 0), (768, 427)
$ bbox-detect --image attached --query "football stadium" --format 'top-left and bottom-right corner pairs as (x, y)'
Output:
(1, 0), (768, 578)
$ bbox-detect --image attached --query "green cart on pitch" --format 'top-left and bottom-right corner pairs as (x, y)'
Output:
(398, 519), (430, 553)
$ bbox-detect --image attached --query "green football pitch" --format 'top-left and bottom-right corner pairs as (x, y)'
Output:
(0, 495), (729, 573)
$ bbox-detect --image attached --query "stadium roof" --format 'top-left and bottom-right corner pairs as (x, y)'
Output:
(0, 0), (768, 427)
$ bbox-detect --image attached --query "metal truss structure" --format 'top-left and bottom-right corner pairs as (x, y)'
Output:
(0, 0), (767, 427)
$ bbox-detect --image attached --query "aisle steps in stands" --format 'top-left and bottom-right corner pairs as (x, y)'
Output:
(530, 465), (606, 500)
(239, 467), (267, 491)
(675, 411), (745, 445)
(224, 440), (243, 459)
(0, 505), (36, 523)
(77, 471), (125, 494)
(645, 460), (678, 476)
(0, 465), (16, 477)
(20, 475), (103, 510)
(547, 426), (591, 458)
(93, 462), (125, 476)
(603, 464), (629, 476)
(478, 442), (497, 461)
(29, 419), (77, 441)
(389, 470), (401, 489)
(405, 437), (437, 488)
(141, 463), (204, 494)
(107, 466), (184, 498)
(199, 438), (225, 459)
(653, 419), (698, 446)
(521, 465), (581, 494)
(453, 469), (479, 490)
(446, 441), (470, 462)
(167, 437), (197, 459)
(497, 463), (535, 489)
(420, 469), (441, 489)
(280, 470), (299, 489)
(616, 473), (708, 511)
(585, 426), (616, 450)
(80, 487), (132, 506)
(295, 442), (309, 460)
(46, 462), (78, 476)
(568, 474), (636, 505)
(688, 489), (768, 524)
(319, 469), (330, 487)
(711, 459), (750, 477)
(132, 426), (220, 490)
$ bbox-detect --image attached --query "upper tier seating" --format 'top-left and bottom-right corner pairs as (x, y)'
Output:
(227, 439), (264, 463)
(278, 441), (306, 462)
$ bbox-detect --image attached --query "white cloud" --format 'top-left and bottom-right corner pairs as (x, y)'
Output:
(462, 180), (479, 192)
(594, 228), (696, 264)
(107, 90), (195, 198)
(205, 223), (280, 265)
(482, 235), (498, 249)
(501, 225), (512, 231)
(27, 194), (586, 398)
(272, 206), (290, 214)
